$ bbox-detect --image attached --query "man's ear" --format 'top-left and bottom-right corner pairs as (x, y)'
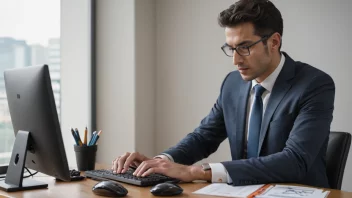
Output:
(270, 32), (281, 52)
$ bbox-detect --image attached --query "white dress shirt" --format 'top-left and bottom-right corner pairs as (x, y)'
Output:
(157, 54), (286, 184)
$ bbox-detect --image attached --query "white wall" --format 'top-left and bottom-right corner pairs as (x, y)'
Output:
(95, 0), (136, 163)
(155, 0), (233, 162)
(95, 0), (156, 163)
(155, 0), (352, 191)
(61, 0), (92, 168)
(135, 0), (156, 158)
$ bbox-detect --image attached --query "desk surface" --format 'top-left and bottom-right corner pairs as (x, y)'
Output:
(0, 166), (351, 198)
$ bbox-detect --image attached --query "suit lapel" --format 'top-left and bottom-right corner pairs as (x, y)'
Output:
(258, 53), (296, 154)
(235, 80), (251, 159)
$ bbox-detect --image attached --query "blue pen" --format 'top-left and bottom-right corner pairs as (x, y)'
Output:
(71, 128), (79, 145)
(92, 130), (102, 146)
(75, 128), (83, 146)
(88, 131), (97, 146)
(92, 135), (100, 145)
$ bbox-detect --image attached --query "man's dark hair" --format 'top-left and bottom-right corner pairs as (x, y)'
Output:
(218, 0), (283, 49)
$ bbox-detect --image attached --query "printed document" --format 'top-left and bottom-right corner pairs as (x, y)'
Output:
(193, 183), (264, 197)
(193, 184), (329, 198)
(256, 185), (330, 198)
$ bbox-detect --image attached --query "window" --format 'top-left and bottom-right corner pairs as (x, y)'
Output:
(0, 0), (60, 165)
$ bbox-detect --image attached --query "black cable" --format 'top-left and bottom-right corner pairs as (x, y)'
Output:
(0, 167), (38, 179)
(23, 171), (38, 178)
(23, 167), (38, 178)
(24, 167), (32, 175)
(25, 167), (32, 175)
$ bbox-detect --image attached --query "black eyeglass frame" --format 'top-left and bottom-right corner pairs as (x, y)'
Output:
(221, 33), (274, 57)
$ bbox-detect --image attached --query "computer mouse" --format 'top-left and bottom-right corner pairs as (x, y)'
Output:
(92, 181), (128, 197)
(150, 182), (183, 196)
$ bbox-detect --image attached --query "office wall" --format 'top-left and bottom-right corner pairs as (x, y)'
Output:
(135, 0), (157, 158)
(155, 0), (352, 191)
(95, 0), (156, 163)
(155, 0), (233, 162)
(95, 0), (136, 163)
(61, 0), (93, 167)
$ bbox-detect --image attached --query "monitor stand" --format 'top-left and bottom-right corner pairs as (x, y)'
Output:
(0, 130), (48, 192)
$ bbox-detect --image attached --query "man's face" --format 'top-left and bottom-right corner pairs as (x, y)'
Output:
(225, 23), (275, 82)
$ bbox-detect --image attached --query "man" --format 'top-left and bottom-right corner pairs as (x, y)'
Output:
(112, 0), (335, 188)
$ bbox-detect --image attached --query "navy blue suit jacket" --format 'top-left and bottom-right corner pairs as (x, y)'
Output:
(163, 52), (335, 188)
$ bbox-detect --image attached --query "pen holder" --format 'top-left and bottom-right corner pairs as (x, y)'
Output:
(74, 145), (97, 171)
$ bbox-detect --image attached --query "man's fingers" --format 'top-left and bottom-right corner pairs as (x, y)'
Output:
(133, 161), (144, 176)
(134, 161), (150, 177)
(141, 167), (158, 177)
(132, 161), (140, 168)
(111, 152), (150, 174)
(123, 153), (137, 173)
(134, 160), (160, 177)
(116, 152), (130, 173)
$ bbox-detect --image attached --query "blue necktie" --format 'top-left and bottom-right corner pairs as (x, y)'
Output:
(247, 84), (266, 158)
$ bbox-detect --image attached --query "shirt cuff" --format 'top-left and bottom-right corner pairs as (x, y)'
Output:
(209, 163), (233, 184)
(154, 153), (174, 162)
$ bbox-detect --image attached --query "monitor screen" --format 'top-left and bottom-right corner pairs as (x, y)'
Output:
(0, 65), (70, 191)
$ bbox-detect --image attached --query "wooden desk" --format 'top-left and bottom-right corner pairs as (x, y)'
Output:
(1, 177), (351, 198)
(0, 169), (351, 198)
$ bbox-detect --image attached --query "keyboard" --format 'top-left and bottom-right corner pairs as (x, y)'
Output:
(84, 168), (179, 186)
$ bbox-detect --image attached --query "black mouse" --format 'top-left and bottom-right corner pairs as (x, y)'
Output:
(150, 182), (183, 196)
(92, 181), (128, 197)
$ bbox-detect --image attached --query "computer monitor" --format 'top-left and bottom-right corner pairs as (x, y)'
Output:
(0, 65), (71, 192)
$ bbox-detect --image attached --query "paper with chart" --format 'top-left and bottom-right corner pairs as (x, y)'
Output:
(256, 185), (330, 198)
(193, 183), (264, 197)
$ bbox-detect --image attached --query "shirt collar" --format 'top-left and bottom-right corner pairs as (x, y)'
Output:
(251, 53), (285, 92)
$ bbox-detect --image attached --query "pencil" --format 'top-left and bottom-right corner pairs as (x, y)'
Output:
(83, 126), (88, 145)
(248, 184), (272, 198)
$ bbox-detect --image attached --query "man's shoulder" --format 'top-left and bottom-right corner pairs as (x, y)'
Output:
(293, 60), (333, 82)
(284, 53), (331, 80)
(285, 57), (335, 95)
(295, 61), (324, 74)
(218, 71), (245, 94)
(223, 70), (243, 82)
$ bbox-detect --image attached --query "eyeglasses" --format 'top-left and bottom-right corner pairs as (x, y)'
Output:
(221, 33), (273, 57)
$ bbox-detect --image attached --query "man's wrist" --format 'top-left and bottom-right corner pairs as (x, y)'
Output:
(201, 163), (211, 171)
(189, 165), (212, 182)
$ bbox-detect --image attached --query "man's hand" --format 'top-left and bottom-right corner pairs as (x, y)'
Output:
(132, 158), (211, 182)
(112, 152), (151, 174)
